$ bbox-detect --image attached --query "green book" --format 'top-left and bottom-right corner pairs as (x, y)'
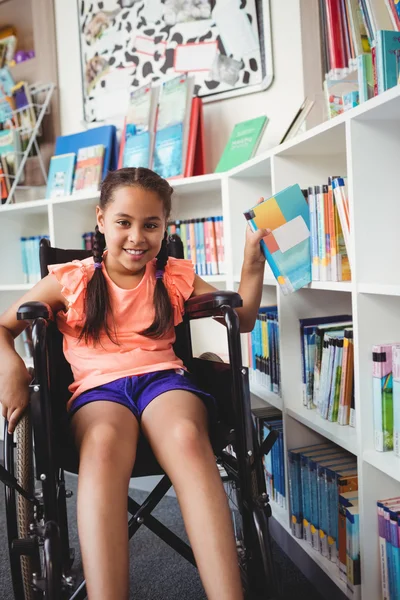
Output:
(214, 115), (268, 173)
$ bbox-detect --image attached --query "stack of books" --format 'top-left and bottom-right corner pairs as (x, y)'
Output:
(303, 176), (351, 283)
(248, 306), (280, 396)
(167, 217), (224, 276)
(373, 343), (400, 454)
(20, 235), (50, 283)
(288, 441), (360, 597)
(319, 1), (400, 116)
(46, 145), (104, 199)
(300, 314), (354, 426)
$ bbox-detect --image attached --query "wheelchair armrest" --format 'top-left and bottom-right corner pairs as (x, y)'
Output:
(17, 301), (52, 322)
(184, 291), (242, 319)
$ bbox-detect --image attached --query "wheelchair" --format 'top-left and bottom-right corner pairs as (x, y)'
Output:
(1, 236), (281, 600)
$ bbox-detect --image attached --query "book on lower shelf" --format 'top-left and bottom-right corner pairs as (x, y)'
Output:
(167, 216), (224, 276)
(377, 496), (400, 600)
(244, 184), (312, 294)
(287, 441), (359, 595)
(251, 405), (286, 508)
(248, 306), (280, 396)
(373, 343), (400, 453)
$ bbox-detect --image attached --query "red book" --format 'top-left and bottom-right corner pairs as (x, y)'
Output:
(184, 96), (206, 178)
(325, 0), (346, 70)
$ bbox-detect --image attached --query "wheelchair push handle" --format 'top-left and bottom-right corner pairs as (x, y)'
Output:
(17, 301), (51, 321)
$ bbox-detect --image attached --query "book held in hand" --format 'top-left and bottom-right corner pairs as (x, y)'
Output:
(244, 184), (311, 294)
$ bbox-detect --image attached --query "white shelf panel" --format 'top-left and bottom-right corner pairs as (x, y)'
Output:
(357, 283), (400, 297)
(250, 381), (282, 411)
(270, 499), (289, 530)
(51, 190), (101, 206)
(228, 153), (272, 179)
(0, 284), (33, 291)
(306, 281), (353, 292)
(286, 405), (358, 455)
(0, 199), (49, 215)
(171, 173), (224, 196)
(363, 449), (400, 483)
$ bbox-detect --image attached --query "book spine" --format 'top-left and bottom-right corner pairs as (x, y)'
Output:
(378, 503), (390, 600)
(325, 0), (347, 70)
(393, 346), (400, 457)
(316, 185), (328, 281)
(308, 187), (320, 281)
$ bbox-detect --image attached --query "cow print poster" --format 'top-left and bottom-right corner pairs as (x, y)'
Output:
(78, 0), (263, 122)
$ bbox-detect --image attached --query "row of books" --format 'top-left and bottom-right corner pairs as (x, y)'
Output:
(167, 217), (225, 276)
(303, 177), (351, 283)
(118, 74), (205, 180)
(46, 145), (104, 199)
(319, 0), (400, 116)
(300, 314), (355, 427)
(373, 343), (400, 454)
(252, 405), (286, 508)
(288, 441), (360, 598)
(20, 235), (49, 284)
(377, 496), (400, 600)
(247, 306), (281, 396)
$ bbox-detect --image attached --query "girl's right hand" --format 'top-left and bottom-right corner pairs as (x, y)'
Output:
(0, 360), (32, 434)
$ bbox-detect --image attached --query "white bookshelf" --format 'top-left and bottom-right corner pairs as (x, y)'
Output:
(3, 84), (400, 600)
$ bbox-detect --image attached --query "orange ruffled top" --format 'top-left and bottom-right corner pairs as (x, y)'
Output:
(48, 255), (195, 410)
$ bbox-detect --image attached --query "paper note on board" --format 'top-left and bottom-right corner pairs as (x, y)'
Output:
(174, 42), (218, 72)
(212, 0), (258, 59)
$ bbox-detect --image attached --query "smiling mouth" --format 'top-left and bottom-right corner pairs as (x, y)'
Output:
(124, 248), (147, 256)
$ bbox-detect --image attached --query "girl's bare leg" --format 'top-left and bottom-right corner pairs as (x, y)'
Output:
(71, 401), (139, 600)
(141, 391), (243, 600)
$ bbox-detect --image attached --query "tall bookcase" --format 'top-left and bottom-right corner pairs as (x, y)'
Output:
(2, 83), (400, 600)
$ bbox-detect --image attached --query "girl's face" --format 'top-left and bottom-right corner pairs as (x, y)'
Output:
(96, 185), (167, 277)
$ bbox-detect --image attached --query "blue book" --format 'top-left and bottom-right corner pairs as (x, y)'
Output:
(244, 184), (312, 294)
(46, 153), (76, 199)
(122, 132), (151, 169)
(153, 123), (183, 179)
(376, 30), (400, 93)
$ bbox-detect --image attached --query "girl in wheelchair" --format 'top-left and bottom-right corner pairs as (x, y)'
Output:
(0, 167), (268, 600)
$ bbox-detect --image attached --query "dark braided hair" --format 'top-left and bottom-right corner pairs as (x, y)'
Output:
(79, 167), (173, 346)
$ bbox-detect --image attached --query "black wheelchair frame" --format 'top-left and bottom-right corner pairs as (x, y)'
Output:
(1, 237), (280, 600)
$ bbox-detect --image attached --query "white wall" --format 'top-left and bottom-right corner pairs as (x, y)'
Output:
(54, 0), (320, 172)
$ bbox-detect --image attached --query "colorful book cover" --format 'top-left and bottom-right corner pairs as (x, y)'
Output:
(376, 30), (400, 93)
(122, 132), (151, 169)
(244, 184), (311, 294)
(215, 115), (269, 173)
(153, 123), (183, 179)
(308, 187), (320, 281)
(46, 153), (76, 199)
(392, 345), (400, 456)
(346, 505), (361, 599)
(373, 344), (400, 451)
(72, 144), (104, 194)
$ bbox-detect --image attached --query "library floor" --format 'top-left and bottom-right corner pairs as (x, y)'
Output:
(0, 475), (323, 599)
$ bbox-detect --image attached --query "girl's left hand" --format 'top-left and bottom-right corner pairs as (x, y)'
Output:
(243, 197), (271, 268)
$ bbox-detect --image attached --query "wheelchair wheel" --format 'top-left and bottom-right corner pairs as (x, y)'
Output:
(15, 411), (35, 600)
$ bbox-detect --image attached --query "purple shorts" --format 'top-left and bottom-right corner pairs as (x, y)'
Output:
(69, 369), (217, 422)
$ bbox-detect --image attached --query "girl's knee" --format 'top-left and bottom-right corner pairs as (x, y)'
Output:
(170, 419), (210, 456)
(80, 422), (133, 466)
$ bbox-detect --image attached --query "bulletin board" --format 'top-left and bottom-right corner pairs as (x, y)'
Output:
(77, 0), (273, 123)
